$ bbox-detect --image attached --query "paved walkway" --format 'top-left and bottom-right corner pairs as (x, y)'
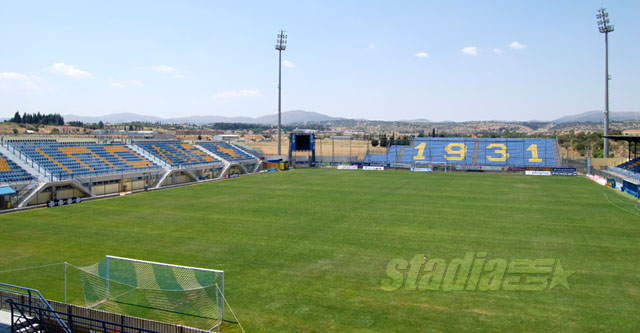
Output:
(0, 310), (11, 333)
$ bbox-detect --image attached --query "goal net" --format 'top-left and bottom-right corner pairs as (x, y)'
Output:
(413, 161), (449, 172)
(73, 255), (224, 330)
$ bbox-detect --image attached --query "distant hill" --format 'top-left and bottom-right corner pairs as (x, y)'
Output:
(399, 118), (431, 123)
(165, 115), (255, 124)
(254, 110), (343, 124)
(64, 113), (164, 124)
(64, 110), (342, 125)
(553, 111), (640, 123)
(57, 110), (640, 126)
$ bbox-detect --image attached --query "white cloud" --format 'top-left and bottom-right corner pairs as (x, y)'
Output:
(152, 65), (176, 73)
(50, 63), (92, 78)
(0, 72), (39, 89)
(509, 41), (527, 49)
(493, 48), (503, 54)
(0, 72), (30, 80)
(283, 60), (295, 68)
(111, 80), (143, 88)
(461, 46), (478, 56)
(415, 52), (429, 58)
(368, 43), (376, 51)
(149, 65), (186, 78)
(215, 89), (262, 98)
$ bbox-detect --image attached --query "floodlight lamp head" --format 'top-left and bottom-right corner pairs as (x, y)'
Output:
(275, 29), (288, 51)
(596, 8), (614, 34)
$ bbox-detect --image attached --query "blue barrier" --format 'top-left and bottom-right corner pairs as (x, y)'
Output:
(623, 180), (639, 198)
(552, 168), (577, 176)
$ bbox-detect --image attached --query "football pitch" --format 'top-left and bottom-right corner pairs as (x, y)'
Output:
(1, 169), (639, 332)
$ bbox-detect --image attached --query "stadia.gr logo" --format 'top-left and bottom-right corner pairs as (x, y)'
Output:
(381, 252), (574, 291)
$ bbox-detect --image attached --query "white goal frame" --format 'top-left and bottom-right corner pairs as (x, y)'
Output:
(413, 161), (449, 172)
(105, 255), (225, 320)
(68, 255), (226, 331)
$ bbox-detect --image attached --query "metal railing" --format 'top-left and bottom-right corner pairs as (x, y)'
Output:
(0, 282), (71, 333)
(2, 141), (52, 180)
(5, 299), (159, 333)
(51, 166), (163, 182)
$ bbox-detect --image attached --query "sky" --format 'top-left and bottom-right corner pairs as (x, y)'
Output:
(0, 1), (638, 122)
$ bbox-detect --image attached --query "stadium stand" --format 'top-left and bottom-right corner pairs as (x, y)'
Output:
(134, 141), (217, 166)
(232, 143), (265, 159)
(363, 153), (390, 164)
(473, 138), (556, 167)
(8, 141), (158, 179)
(0, 151), (35, 183)
(361, 145), (409, 165)
(363, 137), (559, 167)
(196, 142), (256, 162)
(610, 157), (640, 178)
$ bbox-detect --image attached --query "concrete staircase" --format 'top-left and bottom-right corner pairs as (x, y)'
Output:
(472, 140), (479, 165)
(396, 147), (406, 163)
(553, 140), (562, 166)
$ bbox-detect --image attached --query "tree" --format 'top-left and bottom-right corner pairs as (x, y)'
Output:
(12, 111), (21, 123)
(371, 139), (379, 147)
(51, 128), (60, 134)
(12, 128), (18, 134)
(379, 134), (388, 148)
(98, 121), (104, 129)
(8, 111), (63, 125)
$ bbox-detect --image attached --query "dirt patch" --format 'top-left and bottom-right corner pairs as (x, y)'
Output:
(470, 309), (496, 315)
(624, 282), (640, 299)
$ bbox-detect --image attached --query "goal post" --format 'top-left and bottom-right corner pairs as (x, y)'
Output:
(105, 255), (225, 319)
(70, 255), (225, 330)
(413, 161), (449, 172)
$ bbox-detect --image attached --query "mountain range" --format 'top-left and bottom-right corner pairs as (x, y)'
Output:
(551, 111), (640, 123)
(63, 110), (343, 125)
(62, 110), (640, 125)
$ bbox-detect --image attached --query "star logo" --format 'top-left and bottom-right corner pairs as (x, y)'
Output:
(549, 260), (574, 290)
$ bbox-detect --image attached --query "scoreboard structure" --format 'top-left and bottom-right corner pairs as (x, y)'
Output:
(382, 137), (560, 168)
(288, 133), (316, 168)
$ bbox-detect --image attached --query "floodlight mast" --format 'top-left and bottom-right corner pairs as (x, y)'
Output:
(597, 8), (614, 158)
(275, 29), (287, 156)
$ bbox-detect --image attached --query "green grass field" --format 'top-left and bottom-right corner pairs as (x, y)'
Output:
(1, 169), (640, 332)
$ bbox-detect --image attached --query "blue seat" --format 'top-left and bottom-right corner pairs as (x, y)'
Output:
(0, 151), (35, 183)
(8, 141), (159, 179)
(134, 141), (217, 166)
(368, 138), (560, 167)
(613, 158), (640, 176)
(196, 142), (255, 162)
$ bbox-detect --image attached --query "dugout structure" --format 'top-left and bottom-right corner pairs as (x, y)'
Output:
(69, 255), (224, 331)
(604, 135), (640, 161)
